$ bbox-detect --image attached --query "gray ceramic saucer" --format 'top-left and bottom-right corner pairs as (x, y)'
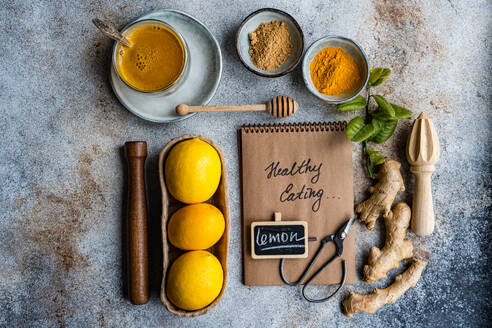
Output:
(110, 9), (222, 123)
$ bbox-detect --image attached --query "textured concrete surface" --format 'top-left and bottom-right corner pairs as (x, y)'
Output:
(0, 0), (490, 327)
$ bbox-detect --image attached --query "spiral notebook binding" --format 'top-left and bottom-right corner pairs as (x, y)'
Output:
(242, 121), (346, 134)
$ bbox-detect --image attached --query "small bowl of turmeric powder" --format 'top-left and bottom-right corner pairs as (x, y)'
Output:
(302, 36), (369, 104)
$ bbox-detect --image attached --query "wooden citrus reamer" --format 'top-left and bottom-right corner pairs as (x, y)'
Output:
(406, 112), (440, 236)
(176, 96), (298, 118)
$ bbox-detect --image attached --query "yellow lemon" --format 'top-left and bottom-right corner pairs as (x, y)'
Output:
(165, 138), (221, 204)
(168, 203), (225, 250)
(166, 250), (223, 311)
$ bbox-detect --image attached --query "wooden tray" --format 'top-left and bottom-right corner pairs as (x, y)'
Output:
(158, 134), (230, 317)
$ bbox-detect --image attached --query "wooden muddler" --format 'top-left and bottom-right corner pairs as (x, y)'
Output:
(125, 141), (149, 305)
(406, 112), (440, 236)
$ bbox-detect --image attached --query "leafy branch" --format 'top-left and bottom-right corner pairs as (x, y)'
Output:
(337, 68), (412, 178)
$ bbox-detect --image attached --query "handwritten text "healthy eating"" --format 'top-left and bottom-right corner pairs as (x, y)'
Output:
(265, 159), (324, 212)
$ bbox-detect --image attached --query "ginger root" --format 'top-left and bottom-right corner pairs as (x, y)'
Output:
(356, 158), (405, 230)
(364, 202), (414, 283)
(343, 258), (428, 317)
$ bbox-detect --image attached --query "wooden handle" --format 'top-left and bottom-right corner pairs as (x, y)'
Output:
(125, 141), (149, 305)
(176, 104), (266, 115)
(410, 167), (435, 236)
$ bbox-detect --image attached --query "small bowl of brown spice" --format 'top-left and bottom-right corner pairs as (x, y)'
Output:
(236, 8), (304, 77)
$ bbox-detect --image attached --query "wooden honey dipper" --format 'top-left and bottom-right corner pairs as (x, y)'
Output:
(406, 112), (440, 236)
(176, 96), (298, 118)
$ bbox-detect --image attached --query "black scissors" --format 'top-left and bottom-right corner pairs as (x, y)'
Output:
(279, 217), (355, 303)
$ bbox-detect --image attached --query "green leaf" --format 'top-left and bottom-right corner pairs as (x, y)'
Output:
(371, 118), (383, 136)
(371, 103), (412, 121)
(374, 156), (385, 165)
(371, 108), (391, 121)
(369, 68), (391, 87)
(391, 103), (412, 119)
(346, 117), (364, 140)
(336, 95), (367, 111)
(370, 120), (398, 143)
(346, 117), (375, 142)
(367, 148), (385, 166)
(373, 95), (395, 117)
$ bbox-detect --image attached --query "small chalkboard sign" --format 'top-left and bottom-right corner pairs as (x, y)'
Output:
(251, 212), (308, 259)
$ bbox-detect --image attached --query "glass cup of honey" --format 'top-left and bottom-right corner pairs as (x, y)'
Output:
(112, 19), (189, 94)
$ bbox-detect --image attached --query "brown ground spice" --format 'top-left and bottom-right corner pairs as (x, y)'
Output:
(248, 21), (292, 71)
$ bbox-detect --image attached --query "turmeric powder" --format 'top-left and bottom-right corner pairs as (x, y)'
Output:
(310, 47), (361, 96)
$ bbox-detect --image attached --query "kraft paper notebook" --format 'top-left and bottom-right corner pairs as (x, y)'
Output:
(240, 122), (355, 286)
